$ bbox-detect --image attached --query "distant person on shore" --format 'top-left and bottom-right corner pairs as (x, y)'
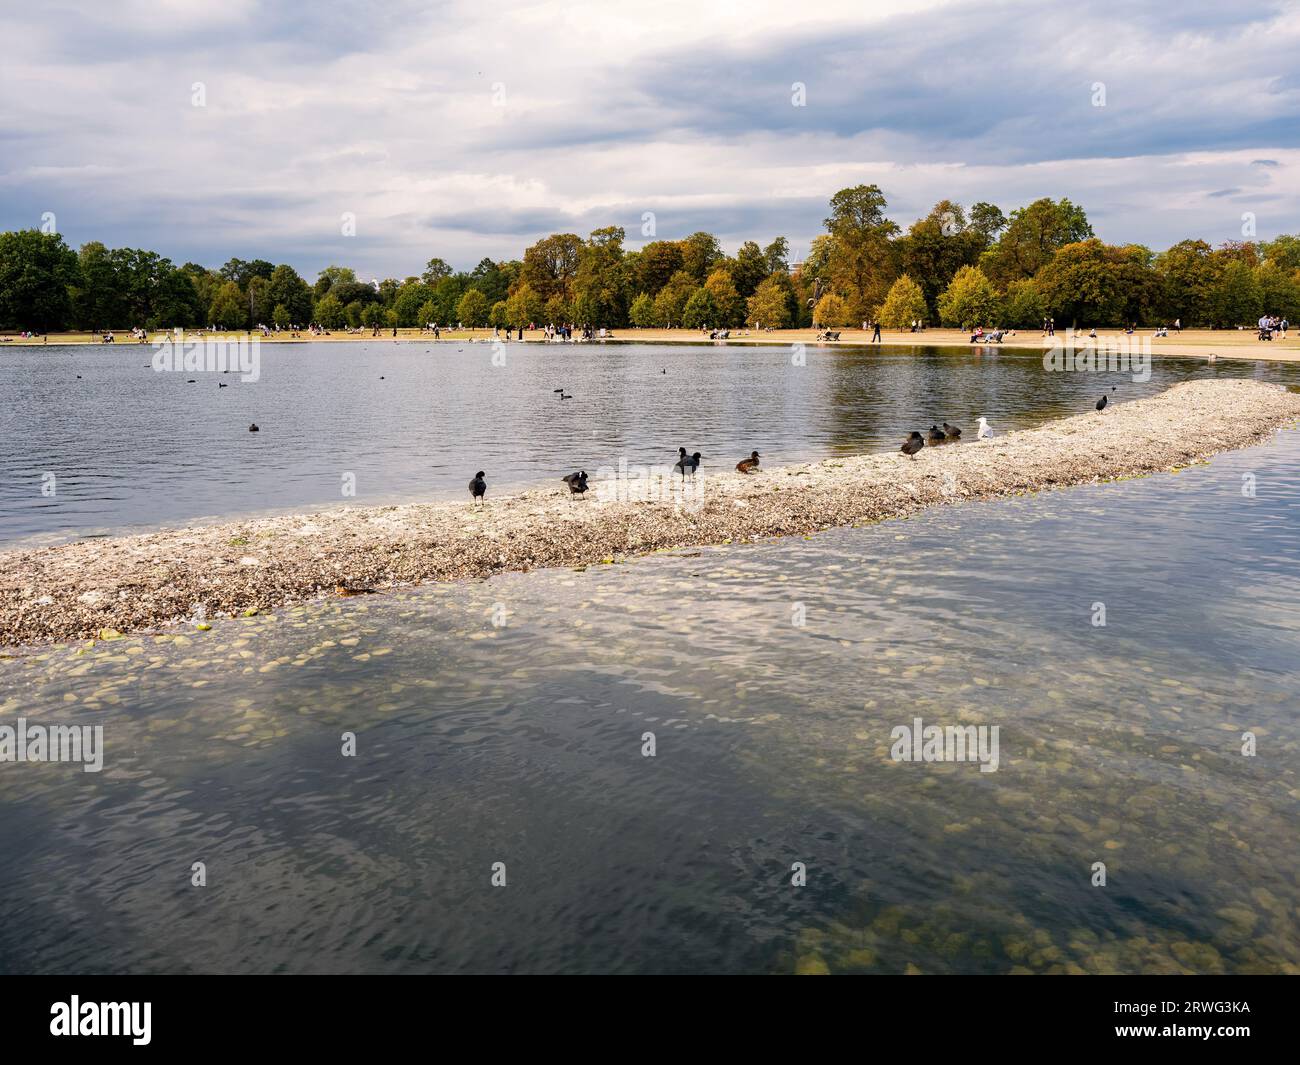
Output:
(871, 321), (881, 343)
(1174, 318), (1182, 334)
(1048, 318), (1055, 337)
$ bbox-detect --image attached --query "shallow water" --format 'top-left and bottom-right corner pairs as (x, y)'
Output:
(3, 341), (1297, 545)
(1, 426), (1297, 974)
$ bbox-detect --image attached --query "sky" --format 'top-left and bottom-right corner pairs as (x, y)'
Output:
(1, 0), (1298, 280)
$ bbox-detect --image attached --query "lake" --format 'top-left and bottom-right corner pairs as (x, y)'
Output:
(0, 397), (1297, 973)
(4, 340), (1297, 546)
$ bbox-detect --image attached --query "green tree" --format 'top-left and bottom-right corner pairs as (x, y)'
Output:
(679, 231), (723, 281)
(763, 237), (790, 276)
(652, 270), (695, 326)
(361, 303), (386, 328)
(272, 303), (291, 329)
(207, 280), (246, 328)
(704, 269), (746, 326)
(746, 276), (792, 328)
(1154, 239), (1219, 325)
(489, 301), (509, 328)
(895, 200), (985, 315)
(730, 241), (769, 297)
(314, 292), (345, 328)
(1001, 278), (1045, 328)
(636, 241), (684, 295)
(521, 233), (583, 304)
(1033, 239), (1146, 326)
(981, 198), (1093, 286)
(875, 274), (928, 328)
(422, 257), (453, 285)
(682, 287), (720, 328)
(266, 264), (313, 324)
(573, 226), (628, 325)
(629, 292), (656, 327)
(1254, 261), (1300, 321)
(1208, 260), (1262, 327)
(315, 265), (356, 298)
(823, 184), (900, 319)
(457, 288), (490, 326)
(937, 265), (1001, 328)
(505, 283), (544, 328)
(392, 280), (432, 327)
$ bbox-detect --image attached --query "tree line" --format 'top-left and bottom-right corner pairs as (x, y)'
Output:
(2, 187), (1299, 334)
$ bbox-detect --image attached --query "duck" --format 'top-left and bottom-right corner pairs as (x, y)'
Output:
(675, 450), (701, 478)
(248, 423), (259, 432)
(560, 392), (573, 400)
(927, 425), (947, 445)
(1096, 395), (1107, 411)
(736, 450), (760, 474)
(976, 417), (993, 440)
(562, 471), (589, 498)
(218, 382), (228, 388)
(469, 471), (486, 505)
(941, 422), (962, 441)
(901, 432), (925, 459)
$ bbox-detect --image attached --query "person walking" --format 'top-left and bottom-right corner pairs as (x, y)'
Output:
(871, 320), (882, 343)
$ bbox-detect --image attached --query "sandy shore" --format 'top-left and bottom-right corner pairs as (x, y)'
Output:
(2, 378), (1298, 648)
(4, 327), (1299, 363)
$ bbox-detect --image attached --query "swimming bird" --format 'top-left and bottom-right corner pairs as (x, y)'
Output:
(901, 432), (925, 459)
(469, 471), (486, 505)
(736, 451), (760, 473)
(1096, 395), (1107, 411)
(562, 471), (589, 498)
(248, 423), (259, 432)
(553, 388), (564, 394)
(976, 417), (992, 440)
(560, 392), (573, 400)
(927, 425), (947, 445)
(942, 422), (962, 440)
(675, 450), (701, 478)
(218, 382), (228, 388)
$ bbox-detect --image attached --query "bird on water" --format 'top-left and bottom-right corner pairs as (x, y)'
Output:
(736, 451), (760, 473)
(248, 423), (259, 432)
(469, 471), (486, 505)
(901, 432), (925, 459)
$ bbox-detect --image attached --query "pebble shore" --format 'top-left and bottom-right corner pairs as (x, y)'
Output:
(3, 378), (1298, 648)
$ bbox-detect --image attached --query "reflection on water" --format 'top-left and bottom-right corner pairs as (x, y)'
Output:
(4, 341), (1298, 545)
(1, 426), (1297, 973)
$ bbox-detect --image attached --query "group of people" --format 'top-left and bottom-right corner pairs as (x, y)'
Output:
(1257, 315), (1289, 340)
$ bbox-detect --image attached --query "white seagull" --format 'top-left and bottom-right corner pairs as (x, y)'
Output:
(977, 417), (993, 440)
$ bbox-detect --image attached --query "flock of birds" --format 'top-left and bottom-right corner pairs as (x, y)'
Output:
(469, 386), (1118, 502)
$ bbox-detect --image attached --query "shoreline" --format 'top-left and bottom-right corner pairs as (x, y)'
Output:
(3, 327), (1299, 364)
(3, 379), (1299, 649)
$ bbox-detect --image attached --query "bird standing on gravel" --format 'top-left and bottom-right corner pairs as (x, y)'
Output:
(736, 451), (760, 473)
(942, 422), (962, 441)
(976, 417), (993, 440)
(562, 471), (589, 498)
(901, 432), (925, 459)
(675, 450), (701, 478)
(469, 471), (487, 505)
(927, 425), (947, 445)
(1096, 395), (1107, 411)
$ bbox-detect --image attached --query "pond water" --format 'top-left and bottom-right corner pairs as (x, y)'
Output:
(3, 341), (1297, 546)
(1, 425), (1296, 974)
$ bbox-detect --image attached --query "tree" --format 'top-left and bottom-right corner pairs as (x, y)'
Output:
(272, 304), (291, 329)
(936, 265), (1000, 328)
(679, 231), (723, 281)
(1208, 260), (1261, 327)
(573, 226), (628, 325)
(968, 202), (1007, 247)
(0, 230), (80, 331)
(521, 233), (583, 303)
(636, 241), (684, 295)
(361, 303), (386, 328)
(391, 280), (431, 326)
(763, 237), (790, 276)
(315, 265), (356, 298)
(1033, 239), (1139, 326)
(489, 301), (509, 328)
(1001, 279), (1045, 328)
(682, 287), (719, 328)
(417, 300), (436, 327)
(422, 257), (453, 285)
(266, 264), (313, 324)
(207, 280), (245, 329)
(629, 292), (656, 327)
(219, 258), (274, 289)
(981, 198), (1093, 286)
(730, 240), (769, 297)
(1254, 261), (1300, 321)
(823, 184), (900, 319)
(1261, 234), (1300, 274)
(704, 269), (746, 326)
(505, 283), (544, 328)
(457, 288), (490, 326)
(895, 200), (984, 315)
(652, 270), (695, 326)
(813, 292), (852, 327)
(746, 276), (792, 328)
(314, 292), (345, 328)
(1154, 239), (1219, 325)
(876, 274), (928, 328)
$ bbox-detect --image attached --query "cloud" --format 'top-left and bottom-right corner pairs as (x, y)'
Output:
(0, 0), (1297, 279)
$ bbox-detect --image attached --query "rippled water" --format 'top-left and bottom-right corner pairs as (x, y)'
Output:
(4, 341), (1297, 545)
(2, 428), (1297, 974)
